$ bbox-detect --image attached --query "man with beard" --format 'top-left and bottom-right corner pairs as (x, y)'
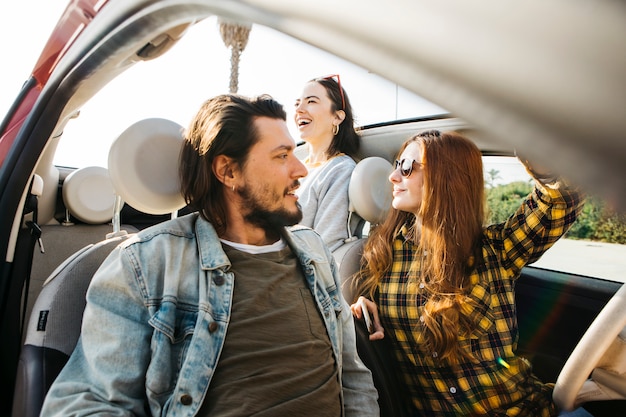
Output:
(41, 94), (379, 417)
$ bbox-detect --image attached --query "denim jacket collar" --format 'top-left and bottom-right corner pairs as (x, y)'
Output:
(195, 217), (231, 271)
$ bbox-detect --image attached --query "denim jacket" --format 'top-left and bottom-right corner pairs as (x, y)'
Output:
(41, 213), (379, 417)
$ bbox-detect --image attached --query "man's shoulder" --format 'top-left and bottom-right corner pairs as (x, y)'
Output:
(142, 212), (198, 235)
(122, 212), (201, 248)
(287, 225), (326, 249)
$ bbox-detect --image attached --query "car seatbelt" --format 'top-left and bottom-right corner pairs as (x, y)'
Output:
(20, 175), (44, 336)
(0, 175), (44, 414)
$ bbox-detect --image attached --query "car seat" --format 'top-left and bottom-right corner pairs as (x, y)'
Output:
(333, 156), (393, 303)
(24, 167), (125, 327)
(331, 157), (413, 416)
(11, 118), (186, 417)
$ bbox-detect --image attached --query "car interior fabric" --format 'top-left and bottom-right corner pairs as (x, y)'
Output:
(337, 239), (366, 305)
(24, 223), (138, 336)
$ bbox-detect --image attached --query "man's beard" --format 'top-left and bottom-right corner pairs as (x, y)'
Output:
(237, 182), (303, 233)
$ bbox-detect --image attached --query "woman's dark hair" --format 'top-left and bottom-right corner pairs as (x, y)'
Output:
(311, 76), (360, 159)
(179, 94), (286, 233)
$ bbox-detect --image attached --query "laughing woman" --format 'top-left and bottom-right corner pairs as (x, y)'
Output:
(294, 74), (360, 251)
(352, 130), (587, 416)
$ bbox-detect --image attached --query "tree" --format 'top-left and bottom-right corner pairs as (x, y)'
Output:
(219, 19), (252, 94)
(485, 169), (502, 188)
(485, 181), (532, 225)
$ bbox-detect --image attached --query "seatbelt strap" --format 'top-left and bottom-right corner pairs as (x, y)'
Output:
(20, 176), (43, 337)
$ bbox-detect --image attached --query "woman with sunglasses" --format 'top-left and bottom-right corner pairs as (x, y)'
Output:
(351, 130), (588, 416)
(294, 74), (360, 251)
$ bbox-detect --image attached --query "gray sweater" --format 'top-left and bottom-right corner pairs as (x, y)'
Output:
(297, 154), (356, 252)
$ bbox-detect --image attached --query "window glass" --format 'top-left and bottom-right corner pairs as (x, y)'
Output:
(483, 156), (626, 283)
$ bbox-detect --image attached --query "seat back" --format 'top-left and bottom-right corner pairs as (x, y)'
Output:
(12, 165), (127, 417)
(12, 118), (185, 417)
(25, 167), (121, 330)
(331, 157), (413, 416)
(333, 156), (393, 303)
(354, 319), (413, 417)
(348, 156), (393, 227)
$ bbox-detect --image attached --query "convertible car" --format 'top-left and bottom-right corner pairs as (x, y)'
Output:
(1, 1), (625, 416)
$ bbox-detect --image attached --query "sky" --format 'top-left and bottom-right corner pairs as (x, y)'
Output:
(1, 1), (448, 169)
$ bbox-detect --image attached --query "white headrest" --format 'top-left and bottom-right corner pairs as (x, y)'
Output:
(62, 166), (116, 224)
(30, 174), (44, 197)
(108, 118), (186, 215)
(349, 157), (393, 225)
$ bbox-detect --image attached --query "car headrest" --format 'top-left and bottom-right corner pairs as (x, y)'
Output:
(62, 166), (116, 224)
(108, 118), (186, 215)
(349, 157), (393, 225)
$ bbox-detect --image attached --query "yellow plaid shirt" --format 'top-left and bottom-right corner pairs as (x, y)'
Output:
(376, 183), (584, 416)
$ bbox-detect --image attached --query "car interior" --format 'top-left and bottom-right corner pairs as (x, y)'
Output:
(1, 1), (625, 416)
(8, 114), (625, 417)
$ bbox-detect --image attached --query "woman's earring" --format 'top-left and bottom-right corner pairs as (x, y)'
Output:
(232, 185), (235, 192)
(332, 124), (339, 136)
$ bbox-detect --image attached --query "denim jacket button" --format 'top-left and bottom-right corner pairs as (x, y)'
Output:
(180, 394), (193, 405)
(208, 321), (219, 333)
(213, 275), (225, 285)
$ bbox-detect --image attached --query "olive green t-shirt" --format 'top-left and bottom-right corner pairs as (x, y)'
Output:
(199, 242), (341, 416)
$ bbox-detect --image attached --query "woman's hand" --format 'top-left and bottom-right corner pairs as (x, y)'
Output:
(515, 150), (559, 184)
(350, 296), (385, 341)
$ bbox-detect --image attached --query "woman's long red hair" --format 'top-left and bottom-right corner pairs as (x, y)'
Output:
(356, 130), (485, 364)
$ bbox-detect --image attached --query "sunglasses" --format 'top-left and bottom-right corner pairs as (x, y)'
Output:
(394, 158), (423, 178)
(320, 74), (345, 110)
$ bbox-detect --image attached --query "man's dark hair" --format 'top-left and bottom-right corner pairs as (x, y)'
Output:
(179, 94), (287, 232)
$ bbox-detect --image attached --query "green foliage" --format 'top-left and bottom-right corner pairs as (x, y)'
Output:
(564, 199), (601, 240)
(485, 181), (533, 225)
(485, 184), (626, 244)
(588, 202), (626, 244)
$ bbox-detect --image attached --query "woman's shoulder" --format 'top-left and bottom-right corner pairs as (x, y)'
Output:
(301, 154), (356, 188)
(326, 154), (356, 170)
